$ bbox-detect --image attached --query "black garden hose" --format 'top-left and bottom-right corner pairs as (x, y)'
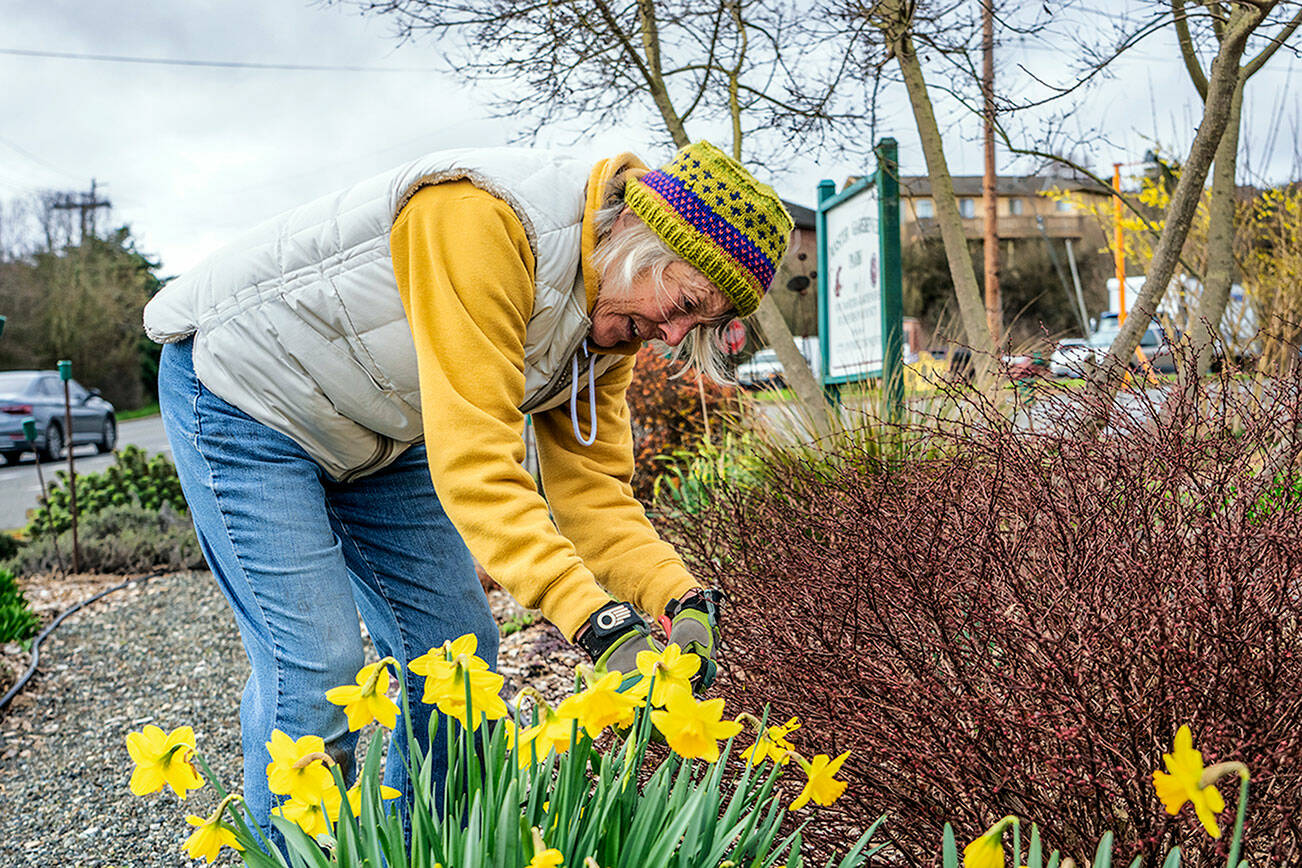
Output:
(0, 571), (164, 713)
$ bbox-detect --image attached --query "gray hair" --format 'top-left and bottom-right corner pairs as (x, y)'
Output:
(590, 186), (734, 385)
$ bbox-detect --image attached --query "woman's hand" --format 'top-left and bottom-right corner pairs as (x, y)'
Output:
(664, 589), (724, 693)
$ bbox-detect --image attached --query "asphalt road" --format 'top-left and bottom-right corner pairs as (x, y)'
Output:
(0, 413), (171, 532)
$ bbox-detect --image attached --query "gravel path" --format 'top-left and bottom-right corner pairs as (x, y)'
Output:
(0, 571), (582, 868)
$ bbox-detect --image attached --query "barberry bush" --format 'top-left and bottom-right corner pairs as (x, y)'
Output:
(666, 365), (1302, 865)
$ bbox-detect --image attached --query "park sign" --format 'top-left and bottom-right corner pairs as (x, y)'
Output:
(816, 138), (903, 410)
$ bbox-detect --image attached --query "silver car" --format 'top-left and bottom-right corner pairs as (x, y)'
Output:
(0, 370), (118, 464)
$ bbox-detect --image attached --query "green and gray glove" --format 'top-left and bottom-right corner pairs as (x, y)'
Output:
(574, 601), (663, 692)
(661, 588), (725, 693)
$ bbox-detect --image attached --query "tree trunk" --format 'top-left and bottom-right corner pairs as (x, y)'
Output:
(633, 1), (830, 434)
(1186, 80), (1244, 381)
(1098, 2), (1270, 384)
(888, 18), (995, 366)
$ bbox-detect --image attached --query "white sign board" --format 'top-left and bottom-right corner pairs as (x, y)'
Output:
(823, 184), (883, 379)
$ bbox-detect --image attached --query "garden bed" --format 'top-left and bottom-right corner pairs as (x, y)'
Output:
(0, 569), (578, 866)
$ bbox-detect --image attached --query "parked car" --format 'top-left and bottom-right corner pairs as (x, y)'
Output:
(1050, 313), (1176, 377)
(735, 338), (822, 388)
(736, 348), (784, 387)
(0, 370), (117, 464)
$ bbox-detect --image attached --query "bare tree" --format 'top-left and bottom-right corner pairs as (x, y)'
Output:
(857, 0), (997, 368)
(1173, 0), (1302, 380)
(1098, 1), (1284, 383)
(331, 0), (867, 432)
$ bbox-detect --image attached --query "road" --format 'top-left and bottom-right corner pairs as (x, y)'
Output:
(0, 414), (171, 531)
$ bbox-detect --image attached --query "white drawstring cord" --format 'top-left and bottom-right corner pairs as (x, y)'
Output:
(570, 341), (598, 446)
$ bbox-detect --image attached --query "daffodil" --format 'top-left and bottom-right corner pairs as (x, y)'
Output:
(326, 658), (401, 731)
(181, 795), (245, 863)
(508, 708), (576, 768)
(527, 849), (565, 868)
(410, 637), (507, 729)
(274, 791), (336, 839)
(528, 827), (565, 868)
(963, 816), (1017, 868)
(740, 716), (799, 766)
(789, 750), (851, 811)
(556, 670), (643, 737)
(265, 730), (334, 803)
(1152, 724), (1226, 838)
(344, 781), (401, 817)
(628, 643), (701, 707)
(125, 724), (205, 799)
(648, 685), (742, 762)
(409, 634), (485, 687)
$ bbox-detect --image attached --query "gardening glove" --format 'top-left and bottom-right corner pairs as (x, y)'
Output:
(661, 588), (725, 694)
(574, 601), (663, 692)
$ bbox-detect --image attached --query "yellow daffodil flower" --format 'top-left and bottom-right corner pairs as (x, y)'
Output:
(527, 848), (564, 868)
(410, 639), (507, 729)
(409, 634), (484, 686)
(344, 782), (401, 817)
(264, 730), (334, 803)
(509, 709), (576, 768)
(963, 816), (1017, 868)
(789, 750), (851, 811)
(326, 658), (401, 731)
(629, 643), (701, 707)
(182, 813), (244, 863)
(556, 670), (643, 737)
(648, 685), (742, 763)
(1152, 724), (1226, 838)
(125, 724), (205, 799)
(528, 827), (565, 868)
(274, 792), (335, 839)
(740, 716), (800, 766)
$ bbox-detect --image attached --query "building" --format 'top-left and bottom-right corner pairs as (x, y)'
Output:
(898, 174), (1112, 249)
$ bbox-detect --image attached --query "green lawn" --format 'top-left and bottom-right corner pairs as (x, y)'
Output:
(116, 402), (159, 421)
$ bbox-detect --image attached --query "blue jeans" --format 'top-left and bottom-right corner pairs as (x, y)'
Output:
(158, 337), (499, 847)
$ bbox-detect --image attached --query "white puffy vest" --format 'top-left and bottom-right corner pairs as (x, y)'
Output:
(143, 147), (625, 481)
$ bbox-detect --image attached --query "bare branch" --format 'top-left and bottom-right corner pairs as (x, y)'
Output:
(1173, 0), (1211, 98)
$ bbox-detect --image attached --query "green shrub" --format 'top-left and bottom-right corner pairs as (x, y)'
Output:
(0, 532), (20, 562)
(0, 567), (39, 642)
(4, 503), (204, 576)
(27, 444), (187, 539)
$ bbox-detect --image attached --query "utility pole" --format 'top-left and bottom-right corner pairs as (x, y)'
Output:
(981, 0), (1000, 345)
(51, 179), (111, 244)
(1113, 163), (1126, 323)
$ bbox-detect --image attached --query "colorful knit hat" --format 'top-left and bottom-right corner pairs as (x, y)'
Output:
(625, 141), (793, 317)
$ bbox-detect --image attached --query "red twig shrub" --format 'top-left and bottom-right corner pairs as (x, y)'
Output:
(666, 368), (1302, 866)
(626, 345), (736, 503)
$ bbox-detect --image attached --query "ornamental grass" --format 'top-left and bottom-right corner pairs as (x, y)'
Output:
(125, 640), (880, 866)
(664, 357), (1302, 865)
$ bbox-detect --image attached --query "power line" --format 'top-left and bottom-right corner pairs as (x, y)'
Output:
(0, 47), (439, 73)
(0, 135), (84, 183)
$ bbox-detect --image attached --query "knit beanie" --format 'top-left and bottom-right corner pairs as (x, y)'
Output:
(624, 141), (793, 317)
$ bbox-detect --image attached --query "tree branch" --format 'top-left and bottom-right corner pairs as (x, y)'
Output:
(1173, 0), (1211, 98)
(1244, 2), (1302, 77)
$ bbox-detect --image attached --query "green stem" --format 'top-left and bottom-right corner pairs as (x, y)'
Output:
(1226, 771), (1249, 868)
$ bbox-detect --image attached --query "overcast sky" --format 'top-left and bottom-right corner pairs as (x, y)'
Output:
(2, 0), (1299, 277)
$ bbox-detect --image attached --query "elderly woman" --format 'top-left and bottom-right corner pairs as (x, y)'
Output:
(143, 140), (792, 839)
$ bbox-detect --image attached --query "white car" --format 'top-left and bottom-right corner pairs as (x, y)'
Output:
(1050, 314), (1175, 377)
(735, 348), (784, 387)
(735, 339), (822, 388)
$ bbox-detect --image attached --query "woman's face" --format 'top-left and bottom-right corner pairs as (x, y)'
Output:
(589, 259), (733, 349)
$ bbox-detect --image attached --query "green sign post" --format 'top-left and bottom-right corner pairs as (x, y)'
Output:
(816, 137), (904, 419)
